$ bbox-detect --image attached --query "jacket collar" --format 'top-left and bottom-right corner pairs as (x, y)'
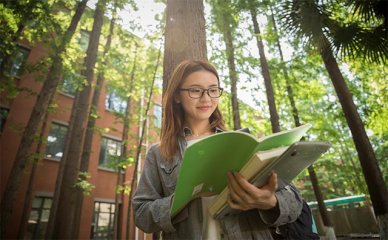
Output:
(182, 126), (224, 137)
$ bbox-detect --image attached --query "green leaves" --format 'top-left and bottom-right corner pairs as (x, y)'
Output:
(75, 172), (95, 196)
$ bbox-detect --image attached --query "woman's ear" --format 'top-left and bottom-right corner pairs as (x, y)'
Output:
(174, 95), (181, 103)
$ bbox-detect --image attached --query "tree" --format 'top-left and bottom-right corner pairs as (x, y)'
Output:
(113, 43), (138, 240)
(163, 0), (208, 93)
(249, 4), (280, 133)
(281, 0), (388, 236)
(0, 0), (56, 77)
(47, 0), (107, 238)
(125, 46), (161, 240)
(268, 5), (336, 238)
(72, 4), (118, 238)
(0, 1), (88, 238)
(210, 0), (241, 130)
(17, 95), (55, 239)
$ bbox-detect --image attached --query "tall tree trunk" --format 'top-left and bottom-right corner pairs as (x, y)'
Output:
(223, 27), (241, 130)
(270, 8), (336, 238)
(72, 5), (117, 238)
(113, 44), (138, 240)
(320, 43), (388, 237)
(126, 49), (161, 240)
(0, 1), (88, 238)
(48, 0), (106, 238)
(17, 94), (53, 239)
(250, 8), (280, 133)
(163, 0), (208, 94)
(307, 166), (336, 237)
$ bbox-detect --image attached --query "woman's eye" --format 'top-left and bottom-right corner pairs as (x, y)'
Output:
(190, 88), (202, 93)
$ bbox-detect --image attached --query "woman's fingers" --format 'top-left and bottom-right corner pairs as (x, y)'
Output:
(227, 171), (278, 210)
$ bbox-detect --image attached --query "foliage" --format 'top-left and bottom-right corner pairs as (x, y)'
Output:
(278, 0), (388, 63)
(2, 0), (386, 217)
(75, 171), (95, 196)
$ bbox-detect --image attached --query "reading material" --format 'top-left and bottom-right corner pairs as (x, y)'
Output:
(170, 124), (316, 217)
(209, 141), (331, 219)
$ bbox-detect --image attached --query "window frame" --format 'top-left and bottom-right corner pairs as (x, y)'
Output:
(26, 195), (52, 239)
(59, 72), (78, 97)
(105, 87), (127, 114)
(44, 121), (68, 161)
(0, 106), (10, 134)
(98, 136), (122, 171)
(0, 44), (30, 78)
(92, 201), (116, 239)
(153, 103), (162, 128)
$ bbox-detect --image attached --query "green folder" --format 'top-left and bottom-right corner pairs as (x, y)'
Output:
(170, 124), (313, 217)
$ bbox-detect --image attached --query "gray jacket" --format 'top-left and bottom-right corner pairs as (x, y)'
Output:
(132, 131), (303, 239)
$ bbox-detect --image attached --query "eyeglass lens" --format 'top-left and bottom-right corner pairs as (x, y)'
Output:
(188, 87), (222, 98)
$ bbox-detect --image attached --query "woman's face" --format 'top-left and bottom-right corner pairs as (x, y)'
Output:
(175, 70), (220, 125)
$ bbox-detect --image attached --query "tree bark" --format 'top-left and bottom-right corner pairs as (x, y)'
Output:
(223, 26), (241, 130)
(49, 0), (106, 238)
(0, 1), (88, 238)
(270, 8), (335, 236)
(126, 48), (161, 240)
(163, 0), (208, 94)
(114, 44), (137, 240)
(251, 8), (280, 133)
(320, 43), (388, 237)
(72, 4), (116, 238)
(17, 95), (53, 239)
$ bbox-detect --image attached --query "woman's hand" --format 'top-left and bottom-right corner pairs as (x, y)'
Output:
(226, 171), (278, 211)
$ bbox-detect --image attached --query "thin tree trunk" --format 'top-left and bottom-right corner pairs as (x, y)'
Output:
(113, 44), (138, 240)
(163, 0), (207, 94)
(224, 31), (241, 130)
(269, 8), (336, 237)
(49, 0), (106, 238)
(17, 94), (53, 239)
(126, 48), (161, 240)
(250, 8), (280, 133)
(220, 8), (241, 130)
(307, 166), (336, 238)
(72, 5), (117, 238)
(269, 9), (299, 127)
(0, 1), (88, 238)
(320, 43), (388, 237)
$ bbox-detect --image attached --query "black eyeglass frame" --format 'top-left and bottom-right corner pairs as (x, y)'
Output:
(179, 87), (224, 99)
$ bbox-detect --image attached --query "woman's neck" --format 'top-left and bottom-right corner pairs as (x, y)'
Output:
(185, 120), (212, 138)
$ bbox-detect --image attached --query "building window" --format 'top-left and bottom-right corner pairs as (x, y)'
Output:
(92, 201), (115, 239)
(153, 104), (162, 128)
(0, 107), (10, 133)
(105, 89), (126, 113)
(0, 45), (30, 78)
(45, 122), (68, 160)
(59, 71), (78, 96)
(25, 196), (52, 239)
(79, 30), (90, 52)
(99, 137), (122, 170)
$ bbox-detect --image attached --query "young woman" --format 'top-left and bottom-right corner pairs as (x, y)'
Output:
(132, 60), (303, 239)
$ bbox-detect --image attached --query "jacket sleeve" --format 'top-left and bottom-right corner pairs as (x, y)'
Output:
(258, 181), (303, 226)
(132, 144), (176, 233)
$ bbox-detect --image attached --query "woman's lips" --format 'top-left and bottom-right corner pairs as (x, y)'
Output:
(197, 106), (210, 111)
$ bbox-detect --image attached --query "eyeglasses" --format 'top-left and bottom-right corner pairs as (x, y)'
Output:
(179, 87), (224, 99)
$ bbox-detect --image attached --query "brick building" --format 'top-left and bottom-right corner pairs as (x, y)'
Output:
(0, 34), (161, 239)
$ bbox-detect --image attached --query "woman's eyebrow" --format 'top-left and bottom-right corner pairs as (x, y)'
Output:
(187, 84), (218, 87)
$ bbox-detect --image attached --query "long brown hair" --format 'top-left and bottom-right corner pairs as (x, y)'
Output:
(160, 60), (225, 160)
